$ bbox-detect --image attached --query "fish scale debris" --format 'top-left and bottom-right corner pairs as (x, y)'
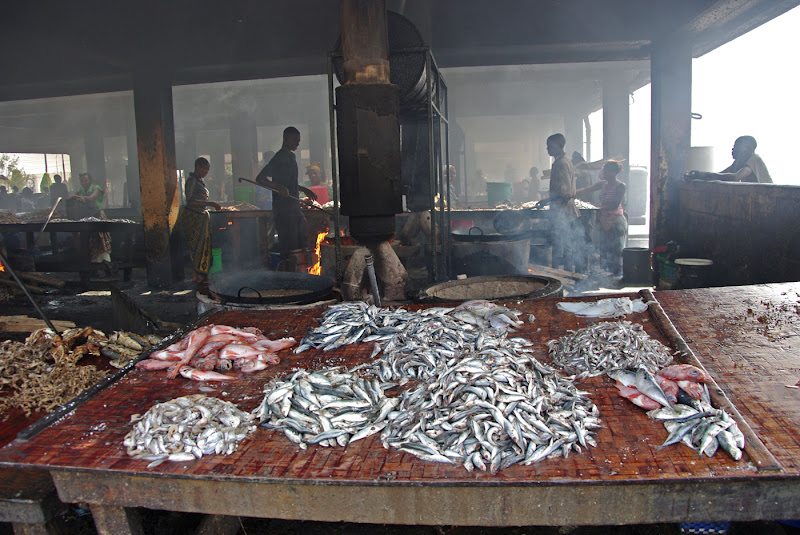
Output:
(547, 321), (674, 378)
(124, 394), (256, 466)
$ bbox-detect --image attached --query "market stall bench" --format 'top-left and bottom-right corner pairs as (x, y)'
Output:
(0, 221), (141, 286)
(0, 284), (799, 534)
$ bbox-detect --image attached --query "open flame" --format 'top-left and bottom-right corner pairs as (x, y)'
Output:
(0, 257), (5, 272)
(307, 231), (327, 275)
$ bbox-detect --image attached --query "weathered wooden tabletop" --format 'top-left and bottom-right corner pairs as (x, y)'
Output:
(1, 283), (799, 531)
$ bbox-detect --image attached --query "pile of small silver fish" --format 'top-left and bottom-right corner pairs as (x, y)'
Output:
(383, 351), (600, 472)
(296, 300), (522, 357)
(547, 321), (673, 378)
(272, 302), (602, 472)
(254, 368), (398, 449)
(353, 310), (528, 383)
(124, 394), (256, 467)
(648, 403), (746, 460)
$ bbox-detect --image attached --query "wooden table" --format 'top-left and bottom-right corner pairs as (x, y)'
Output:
(1, 284), (800, 534)
(0, 221), (141, 286)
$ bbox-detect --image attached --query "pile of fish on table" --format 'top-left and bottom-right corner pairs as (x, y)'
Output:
(124, 394), (256, 467)
(610, 364), (745, 460)
(546, 321), (745, 460)
(257, 300), (601, 473)
(135, 324), (295, 381)
(547, 320), (674, 379)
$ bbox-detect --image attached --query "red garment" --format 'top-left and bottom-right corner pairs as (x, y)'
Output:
(309, 185), (329, 204)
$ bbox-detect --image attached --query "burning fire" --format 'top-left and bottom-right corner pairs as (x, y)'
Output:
(0, 257), (5, 272)
(307, 231), (327, 275)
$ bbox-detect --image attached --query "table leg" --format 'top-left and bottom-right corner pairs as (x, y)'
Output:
(232, 220), (241, 269)
(195, 514), (241, 535)
(11, 520), (58, 535)
(89, 505), (143, 535)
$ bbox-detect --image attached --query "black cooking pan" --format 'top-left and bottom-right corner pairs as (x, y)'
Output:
(451, 227), (530, 243)
(210, 270), (334, 305)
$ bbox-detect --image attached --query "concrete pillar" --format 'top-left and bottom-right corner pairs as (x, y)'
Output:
(133, 72), (181, 288)
(563, 114), (585, 162)
(307, 122), (329, 178)
(125, 111), (140, 209)
(177, 130), (197, 175)
(84, 130), (107, 201)
(650, 38), (692, 248)
(603, 78), (631, 164)
(208, 145), (228, 202)
(67, 146), (86, 189)
(230, 115), (258, 200)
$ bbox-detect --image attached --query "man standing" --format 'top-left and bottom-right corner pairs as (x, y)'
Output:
(542, 133), (580, 271)
(256, 126), (312, 268)
(686, 135), (772, 183)
(49, 174), (69, 205)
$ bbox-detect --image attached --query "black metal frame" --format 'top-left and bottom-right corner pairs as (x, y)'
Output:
(327, 47), (451, 284)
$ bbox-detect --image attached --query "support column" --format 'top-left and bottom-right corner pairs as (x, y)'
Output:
(208, 145), (228, 201)
(603, 77), (631, 211)
(125, 110), (140, 209)
(307, 122), (329, 177)
(230, 115), (258, 198)
(133, 71), (181, 288)
(67, 146), (86, 189)
(84, 129), (107, 195)
(563, 113), (585, 162)
(177, 129), (197, 174)
(650, 38), (692, 248)
(603, 78), (630, 163)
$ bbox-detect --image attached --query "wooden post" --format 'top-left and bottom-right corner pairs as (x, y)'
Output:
(133, 71), (181, 288)
(650, 38), (692, 248)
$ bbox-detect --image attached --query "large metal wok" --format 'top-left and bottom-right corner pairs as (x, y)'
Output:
(209, 270), (334, 305)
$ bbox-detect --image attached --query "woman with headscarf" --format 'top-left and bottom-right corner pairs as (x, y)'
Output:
(576, 160), (627, 275)
(179, 157), (221, 292)
(69, 172), (113, 266)
(303, 162), (331, 205)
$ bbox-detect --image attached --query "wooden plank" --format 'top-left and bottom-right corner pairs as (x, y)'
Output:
(0, 316), (76, 333)
(48, 470), (800, 526)
(641, 288), (783, 472)
(529, 263), (587, 280)
(0, 279), (46, 294)
(18, 273), (65, 288)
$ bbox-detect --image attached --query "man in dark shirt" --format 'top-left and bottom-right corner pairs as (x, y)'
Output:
(256, 126), (312, 265)
(49, 174), (69, 206)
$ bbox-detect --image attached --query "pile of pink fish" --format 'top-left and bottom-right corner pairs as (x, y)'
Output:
(135, 324), (295, 381)
(612, 364), (712, 410)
